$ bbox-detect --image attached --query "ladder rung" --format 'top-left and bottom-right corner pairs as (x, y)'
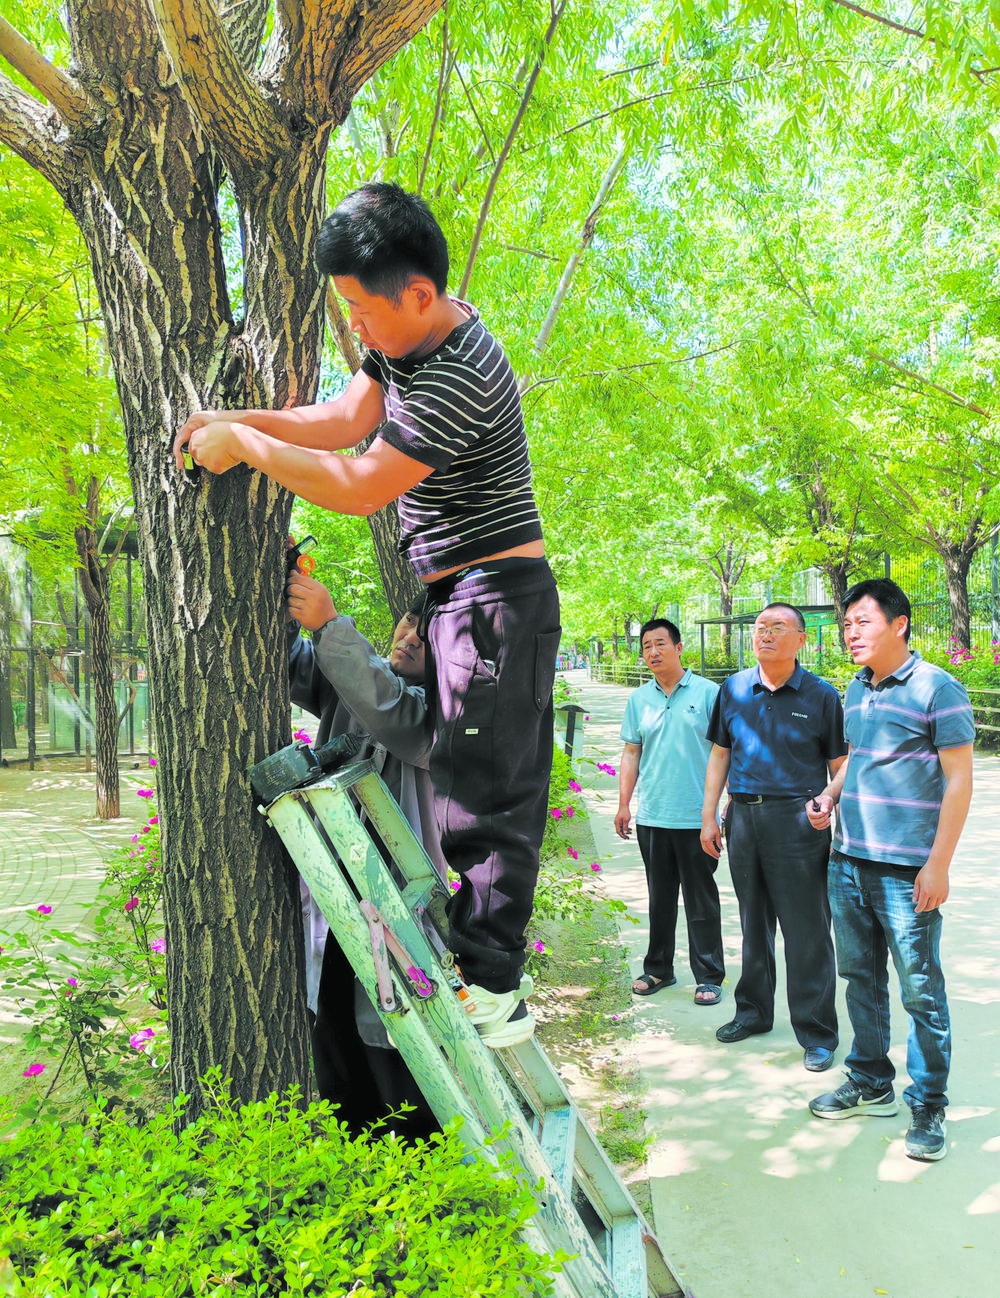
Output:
(539, 1103), (576, 1196)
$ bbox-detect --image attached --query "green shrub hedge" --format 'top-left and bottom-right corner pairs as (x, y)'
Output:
(0, 1082), (559, 1297)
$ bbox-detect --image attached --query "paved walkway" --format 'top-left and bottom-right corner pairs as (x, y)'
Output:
(0, 765), (153, 1043)
(565, 668), (1000, 1298)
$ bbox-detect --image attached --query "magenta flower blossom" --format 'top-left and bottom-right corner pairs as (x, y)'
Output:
(596, 762), (617, 776)
(590, 862), (601, 873)
(36, 904), (52, 915)
(131, 833), (139, 843)
(450, 880), (461, 891)
(148, 757), (157, 767)
(66, 977), (78, 987)
(293, 728), (312, 744)
(585, 715), (590, 721)
(124, 897), (139, 913)
(129, 1028), (156, 1051)
(149, 815), (158, 825)
(565, 807), (575, 818)
(23, 1063), (45, 1078)
(532, 940), (545, 953)
(550, 807), (562, 818)
(150, 938), (166, 955)
(568, 780), (582, 793)
(137, 787), (155, 799)
(567, 847), (579, 860)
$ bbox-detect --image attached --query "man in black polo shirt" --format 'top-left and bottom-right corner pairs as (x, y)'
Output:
(700, 603), (847, 1071)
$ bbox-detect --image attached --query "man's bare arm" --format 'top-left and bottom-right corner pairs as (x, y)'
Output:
(700, 744), (731, 859)
(172, 368), (386, 466)
(181, 426), (432, 516)
(614, 743), (642, 839)
(805, 751), (850, 830)
(913, 744), (974, 912)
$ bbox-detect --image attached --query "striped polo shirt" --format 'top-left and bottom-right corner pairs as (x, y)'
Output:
(834, 652), (975, 870)
(362, 303), (542, 577)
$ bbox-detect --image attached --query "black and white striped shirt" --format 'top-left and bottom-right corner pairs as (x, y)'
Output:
(363, 303), (543, 577)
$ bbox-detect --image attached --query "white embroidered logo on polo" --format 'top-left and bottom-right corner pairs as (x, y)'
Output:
(792, 712), (809, 719)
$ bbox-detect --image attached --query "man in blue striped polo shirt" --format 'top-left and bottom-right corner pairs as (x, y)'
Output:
(806, 579), (974, 1162)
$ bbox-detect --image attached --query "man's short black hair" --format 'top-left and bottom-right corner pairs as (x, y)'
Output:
(758, 602), (806, 632)
(842, 578), (912, 642)
(639, 618), (681, 646)
(315, 183), (450, 302)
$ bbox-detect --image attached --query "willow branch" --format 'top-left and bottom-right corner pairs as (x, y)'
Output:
(0, 16), (94, 129)
(418, 16), (450, 195)
(458, 0), (567, 298)
(325, 281), (361, 375)
(531, 139), (630, 361)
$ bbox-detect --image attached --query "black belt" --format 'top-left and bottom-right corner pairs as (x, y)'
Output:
(730, 792), (799, 804)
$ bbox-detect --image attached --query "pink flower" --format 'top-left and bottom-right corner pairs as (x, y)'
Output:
(131, 834), (139, 843)
(550, 808), (562, 819)
(150, 938), (166, 955)
(585, 715), (590, 721)
(125, 897), (139, 913)
(129, 1028), (156, 1051)
(567, 847), (579, 860)
(450, 880), (461, 891)
(568, 780), (582, 793)
(148, 757), (157, 767)
(293, 728), (312, 744)
(23, 1063), (45, 1078)
(137, 788), (154, 799)
(532, 940), (545, 953)
(36, 905), (52, 915)
(590, 862), (601, 872)
(66, 977), (78, 987)
(149, 816), (158, 825)
(565, 807), (574, 818)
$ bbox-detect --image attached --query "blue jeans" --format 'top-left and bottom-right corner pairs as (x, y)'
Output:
(828, 850), (950, 1109)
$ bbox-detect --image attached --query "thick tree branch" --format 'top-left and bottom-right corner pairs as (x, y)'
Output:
(273, 0), (443, 121)
(459, 0), (567, 298)
(151, 0), (284, 168)
(0, 73), (70, 193)
(0, 17), (95, 129)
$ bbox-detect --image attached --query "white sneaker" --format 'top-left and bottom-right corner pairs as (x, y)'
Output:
(465, 978), (535, 1047)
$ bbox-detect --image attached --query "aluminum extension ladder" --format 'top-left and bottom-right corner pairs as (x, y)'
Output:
(258, 757), (686, 1298)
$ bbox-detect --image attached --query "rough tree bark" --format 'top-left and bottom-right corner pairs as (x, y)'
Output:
(0, 0), (442, 1117)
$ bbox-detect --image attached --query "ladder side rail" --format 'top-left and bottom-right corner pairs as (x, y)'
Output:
(271, 782), (625, 1298)
(263, 793), (489, 1140)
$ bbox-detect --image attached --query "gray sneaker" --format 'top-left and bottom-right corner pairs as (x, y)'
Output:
(809, 1076), (898, 1120)
(905, 1104), (947, 1161)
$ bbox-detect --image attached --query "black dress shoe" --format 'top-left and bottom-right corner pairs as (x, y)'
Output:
(716, 1020), (769, 1043)
(804, 1046), (835, 1072)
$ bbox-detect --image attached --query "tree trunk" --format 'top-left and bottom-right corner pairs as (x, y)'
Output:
(87, 586), (120, 819)
(821, 561), (850, 650)
(1, 0), (444, 1120)
(942, 547), (973, 652)
(62, 40), (318, 1118)
(0, 565), (15, 749)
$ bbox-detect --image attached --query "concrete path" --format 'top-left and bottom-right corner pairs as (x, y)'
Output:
(564, 668), (1000, 1298)
(0, 764), (153, 1044)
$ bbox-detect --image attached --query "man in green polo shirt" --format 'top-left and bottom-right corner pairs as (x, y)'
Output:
(615, 618), (725, 1006)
